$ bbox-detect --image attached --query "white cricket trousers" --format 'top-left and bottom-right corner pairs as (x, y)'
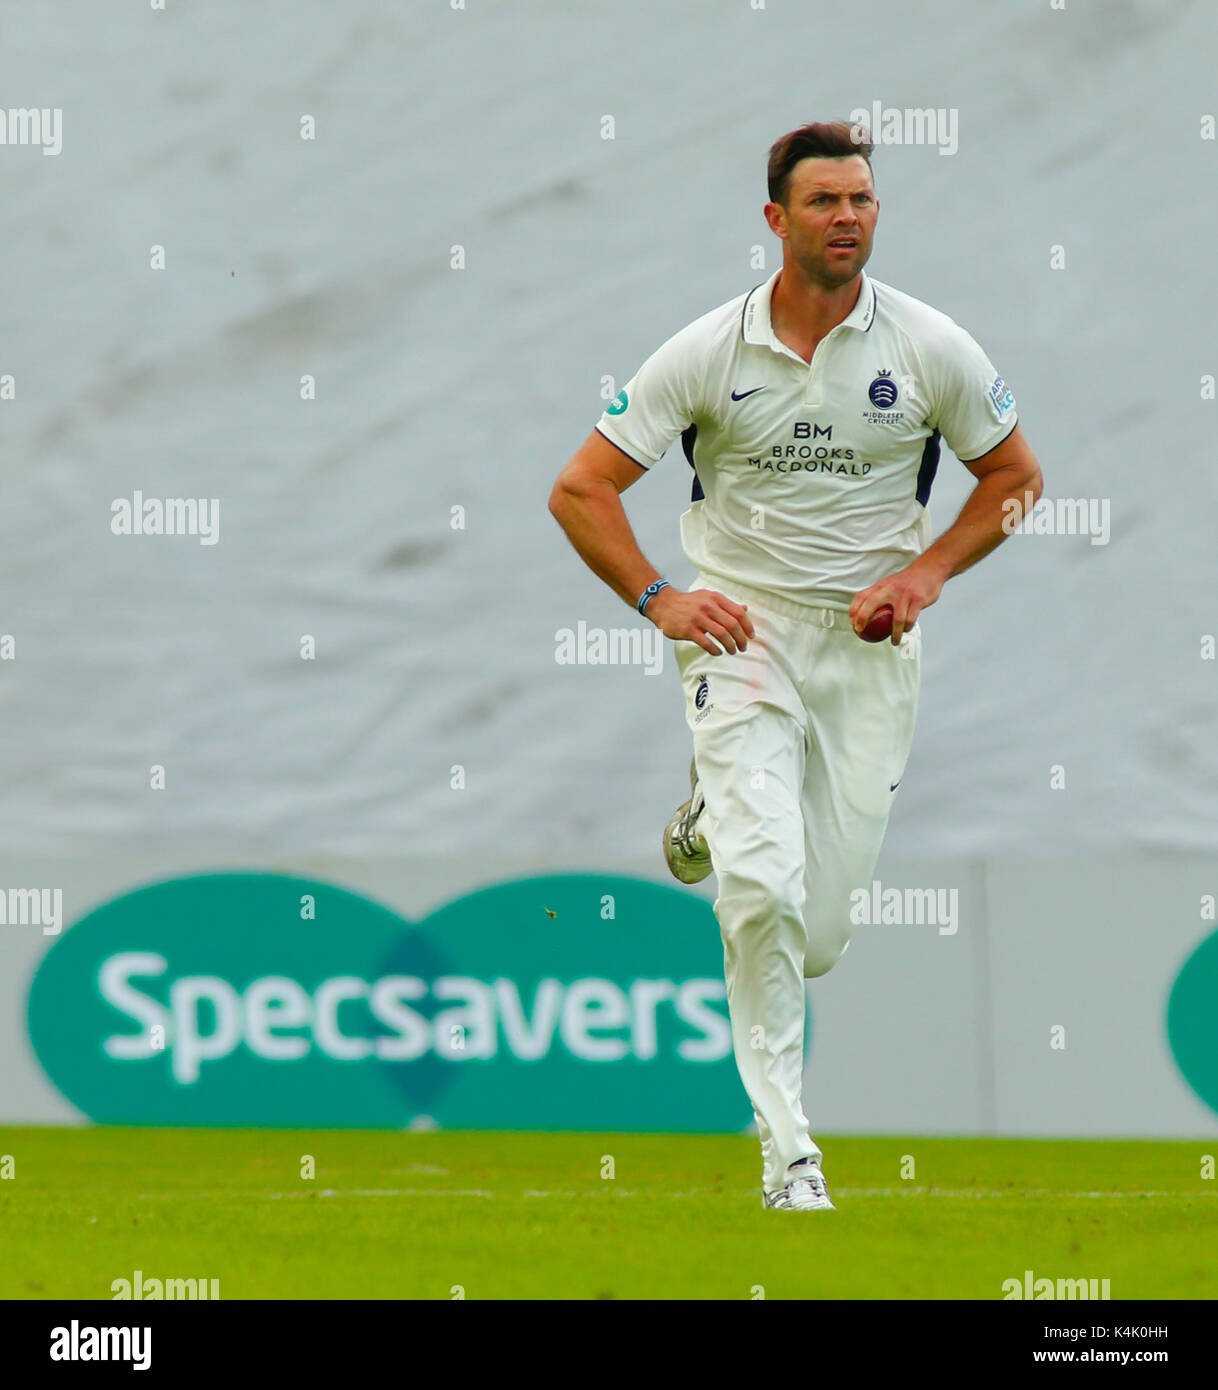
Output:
(674, 571), (921, 1192)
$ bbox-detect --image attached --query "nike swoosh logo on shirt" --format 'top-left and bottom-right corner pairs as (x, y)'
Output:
(890, 780), (901, 792)
(730, 386), (768, 401)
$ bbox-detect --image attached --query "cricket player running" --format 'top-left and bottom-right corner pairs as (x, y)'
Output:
(549, 122), (1042, 1211)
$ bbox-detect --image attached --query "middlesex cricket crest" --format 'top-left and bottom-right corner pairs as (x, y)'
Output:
(694, 673), (714, 725)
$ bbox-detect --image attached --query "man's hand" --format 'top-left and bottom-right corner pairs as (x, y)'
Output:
(849, 559), (946, 645)
(647, 587), (755, 656)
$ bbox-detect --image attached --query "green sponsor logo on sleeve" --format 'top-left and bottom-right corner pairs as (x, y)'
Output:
(606, 388), (629, 416)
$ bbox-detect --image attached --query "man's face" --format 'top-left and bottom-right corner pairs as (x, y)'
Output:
(766, 155), (878, 289)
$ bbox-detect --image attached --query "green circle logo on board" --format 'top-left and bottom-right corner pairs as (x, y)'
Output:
(27, 872), (768, 1131)
(606, 388), (628, 416)
(1167, 928), (1218, 1118)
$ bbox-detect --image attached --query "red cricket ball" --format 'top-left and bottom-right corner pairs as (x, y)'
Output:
(857, 605), (895, 643)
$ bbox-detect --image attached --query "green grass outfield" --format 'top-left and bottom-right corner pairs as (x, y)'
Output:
(0, 1128), (1213, 1300)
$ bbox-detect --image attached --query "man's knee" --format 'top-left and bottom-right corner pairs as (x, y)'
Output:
(803, 934), (850, 979)
(717, 859), (805, 955)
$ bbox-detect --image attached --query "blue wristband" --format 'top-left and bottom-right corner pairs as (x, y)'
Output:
(637, 579), (670, 616)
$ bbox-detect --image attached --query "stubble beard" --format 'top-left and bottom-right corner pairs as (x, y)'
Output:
(790, 227), (872, 292)
(797, 247), (868, 292)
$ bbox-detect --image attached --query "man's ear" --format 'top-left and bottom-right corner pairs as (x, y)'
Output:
(764, 201), (787, 238)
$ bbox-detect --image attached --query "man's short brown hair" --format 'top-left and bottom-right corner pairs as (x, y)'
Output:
(767, 121), (875, 207)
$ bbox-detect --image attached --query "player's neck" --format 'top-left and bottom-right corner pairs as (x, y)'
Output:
(771, 264), (862, 362)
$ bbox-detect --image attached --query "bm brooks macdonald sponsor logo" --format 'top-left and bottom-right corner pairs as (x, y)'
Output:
(1002, 1270), (1111, 1300)
(749, 422), (869, 477)
(111, 491), (220, 545)
(554, 620), (663, 675)
(28, 872), (750, 1131)
(849, 881), (958, 936)
(0, 106), (62, 156)
(849, 102), (958, 156)
(1001, 490), (1110, 546)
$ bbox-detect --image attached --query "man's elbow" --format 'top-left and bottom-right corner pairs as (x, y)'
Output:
(550, 463), (604, 519)
(548, 473), (576, 521)
(1003, 440), (1044, 506)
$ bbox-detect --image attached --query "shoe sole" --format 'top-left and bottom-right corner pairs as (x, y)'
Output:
(763, 1163), (835, 1210)
(663, 755), (713, 884)
(762, 1195), (836, 1211)
(663, 800), (712, 884)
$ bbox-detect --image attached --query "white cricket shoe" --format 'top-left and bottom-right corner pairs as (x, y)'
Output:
(663, 758), (712, 884)
(763, 1159), (835, 1212)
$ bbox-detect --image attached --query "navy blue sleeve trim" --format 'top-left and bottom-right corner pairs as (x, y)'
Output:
(594, 425), (650, 469)
(958, 417), (1018, 464)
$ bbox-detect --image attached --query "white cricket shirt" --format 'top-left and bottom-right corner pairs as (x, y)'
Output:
(595, 267), (1018, 609)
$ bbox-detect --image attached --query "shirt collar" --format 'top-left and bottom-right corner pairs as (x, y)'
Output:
(740, 267), (876, 350)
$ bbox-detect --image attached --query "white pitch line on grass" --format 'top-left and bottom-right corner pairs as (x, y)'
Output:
(269, 1188), (495, 1198)
(136, 1186), (1218, 1201)
(837, 1188), (1218, 1198)
(524, 1190), (639, 1197)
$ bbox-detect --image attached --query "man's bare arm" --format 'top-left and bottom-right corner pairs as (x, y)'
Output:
(918, 423), (1044, 581)
(849, 423), (1044, 644)
(548, 430), (755, 656)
